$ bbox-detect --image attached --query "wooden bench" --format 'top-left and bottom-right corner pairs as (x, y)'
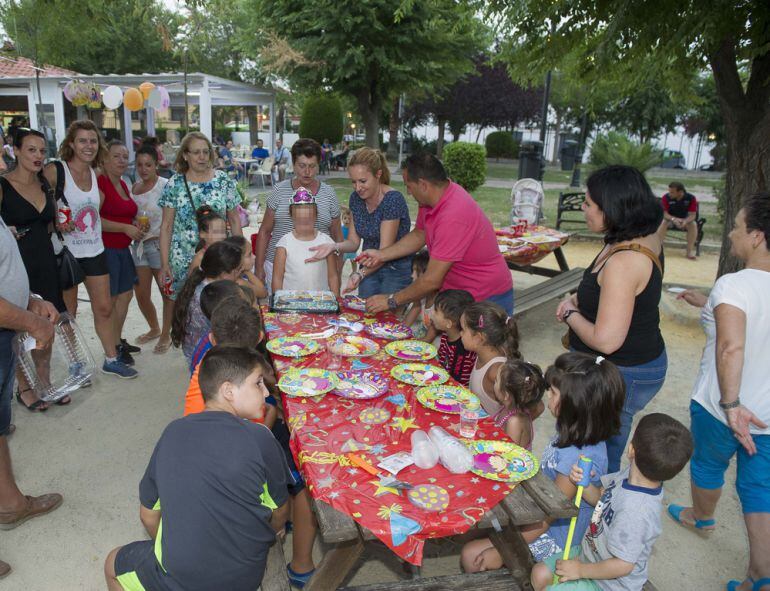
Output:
(514, 268), (584, 316)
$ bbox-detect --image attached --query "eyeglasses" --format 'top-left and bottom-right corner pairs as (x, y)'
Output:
(187, 149), (211, 157)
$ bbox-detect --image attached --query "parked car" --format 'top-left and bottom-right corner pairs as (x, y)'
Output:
(660, 149), (686, 169)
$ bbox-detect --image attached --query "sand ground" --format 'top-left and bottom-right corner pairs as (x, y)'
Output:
(3, 238), (747, 590)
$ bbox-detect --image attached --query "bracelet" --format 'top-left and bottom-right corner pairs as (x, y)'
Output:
(563, 309), (580, 323)
(334, 245), (341, 256)
(29, 293), (44, 302)
(718, 399), (740, 410)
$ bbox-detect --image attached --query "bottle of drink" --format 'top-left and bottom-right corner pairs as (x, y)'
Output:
(428, 426), (473, 474)
(411, 430), (439, 469)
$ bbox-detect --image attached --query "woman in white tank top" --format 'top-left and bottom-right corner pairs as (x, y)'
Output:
(44, 120), (137, 379)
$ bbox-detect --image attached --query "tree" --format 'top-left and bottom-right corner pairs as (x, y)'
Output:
(299, 95), (343, 144)
(243, 0), (485, 148)
(488, 0), (770, 276)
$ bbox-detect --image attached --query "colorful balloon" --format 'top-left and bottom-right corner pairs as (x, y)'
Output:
(139, 81), (156, 99)
(147, 88), (162, 110)
(157, 86), (170, 110)
(123, 88), (144, 112)
(102, 86), (123, 110)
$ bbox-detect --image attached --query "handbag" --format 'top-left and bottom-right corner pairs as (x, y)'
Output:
(46, 162), (85, 290)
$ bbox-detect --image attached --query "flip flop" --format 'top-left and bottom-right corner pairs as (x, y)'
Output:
(153, 340), (172, 354)
(667, 504), (715, 535)
(135, 331), (161, 345)
(727, 577), (770, 591)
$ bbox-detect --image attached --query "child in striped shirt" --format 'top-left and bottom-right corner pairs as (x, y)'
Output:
(432, 289), (477, 387)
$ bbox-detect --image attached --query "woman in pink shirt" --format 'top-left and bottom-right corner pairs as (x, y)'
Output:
(360, 153), (513, 315)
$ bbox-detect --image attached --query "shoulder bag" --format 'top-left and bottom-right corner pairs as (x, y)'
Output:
(47, 161), (85, 290)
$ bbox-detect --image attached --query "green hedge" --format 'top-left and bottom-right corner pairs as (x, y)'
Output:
(485, 131), (519, 159)
(299, 95), (343, 144)
(443, 142), (487, 192)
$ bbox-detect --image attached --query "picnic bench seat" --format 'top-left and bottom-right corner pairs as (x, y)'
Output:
(514, 267), (584, 317)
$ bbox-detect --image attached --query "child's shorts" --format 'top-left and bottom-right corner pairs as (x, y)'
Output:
(689, 400), (770, 513)
(271, 418), (306, 496)
(540, 546), (601, 590)
(114, 540), (171, 591)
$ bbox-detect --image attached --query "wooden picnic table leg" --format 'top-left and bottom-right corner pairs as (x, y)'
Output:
(489, 525), (535, 591)
(553, 246), (570, 272)
(261, 538), (291, 591)
(305, 537), (365, 591)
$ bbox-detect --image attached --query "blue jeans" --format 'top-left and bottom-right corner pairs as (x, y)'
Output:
(359, 257), (412, 298)
(485, 288), (514, 316)
(0, 330), (16, 436)
(606, 349), (668, 472)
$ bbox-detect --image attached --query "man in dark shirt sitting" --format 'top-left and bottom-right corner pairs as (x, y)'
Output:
(659, 181), (698, 260)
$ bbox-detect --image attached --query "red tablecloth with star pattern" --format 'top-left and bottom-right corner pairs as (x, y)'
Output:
(263, 307), (520, 565)
(496, 225), (569, 267)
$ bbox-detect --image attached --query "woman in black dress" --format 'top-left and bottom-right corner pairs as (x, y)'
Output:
(0, 129), (70, 410)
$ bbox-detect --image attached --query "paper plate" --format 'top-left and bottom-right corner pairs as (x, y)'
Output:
(391, 363), (449, 386)
(366, 321), (413, 341)
(329, 335), (380, 357)
(332, 371), (389, 400)
(384, 340), (437, 361)
(466, 439), (540, 482)
(520, 234), (561, 244)
(342, 295), (367, 311)
(278, 368), (338, 397)
(415, 385), (479, 414)
(266, 336), (322, 358)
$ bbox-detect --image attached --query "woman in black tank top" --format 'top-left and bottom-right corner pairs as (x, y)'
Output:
(555, 165), (667, 472)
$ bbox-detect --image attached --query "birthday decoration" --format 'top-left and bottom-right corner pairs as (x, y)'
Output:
(384, 340), (437, 361)
(63, 80), (102, 108)
(415, 385), (480, 414)
(266, 336), (321, 358)
(102, 85), (123, 110)
(123, 87), (144, 112)
(139, 81), (156, 99)
(277, 368), (337, 397)
(467, 440), (540, 483)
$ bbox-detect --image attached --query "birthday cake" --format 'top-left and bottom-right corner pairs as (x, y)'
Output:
(270, 290), (339, 313)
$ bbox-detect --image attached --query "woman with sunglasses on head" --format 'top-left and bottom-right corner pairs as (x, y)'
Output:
(158, 132), (242, 308)
(254, 138), (343, 291)
(44, 120), (137, 379)
(0, 128), (69, 409)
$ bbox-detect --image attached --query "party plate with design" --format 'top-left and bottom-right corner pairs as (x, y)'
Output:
(366, 321), (413, 341)
(277, 368), (338, 397)
(415, 385), (479, 414)
(391, 363), (449, 386)
(332, 371), (389, 400)
(342, 294), (367, 312)
(329, 335), (380, 357)
(384, 340), (437, 361)
(466, 439), (540, 483)
(266, 336), (322, 358)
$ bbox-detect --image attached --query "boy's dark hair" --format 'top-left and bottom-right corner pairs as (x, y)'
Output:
(199, 345), (265, 402)
(586, 165), (663, 244)
(462, 301), (521, 359)
(401, 152), (448, 184)
(631, 413), (693, 481)
(743, 192), (770, 252)
(545, 352), (625, 448)
(433, 289), (475, 326)
(412, 249), (429, 275)
(239, 283), (256, 305)
(668, 181), (685, 192)
(497, 360), (546, 412)
(200, 280), (243, 320)
(210, 298), (263, 348)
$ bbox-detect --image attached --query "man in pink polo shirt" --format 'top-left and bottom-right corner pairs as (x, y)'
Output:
(361, 153), (513, 315)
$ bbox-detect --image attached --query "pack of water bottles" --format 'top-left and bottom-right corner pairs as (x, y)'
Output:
(13, 313), (95, 402)
(411, 426), (473, 474)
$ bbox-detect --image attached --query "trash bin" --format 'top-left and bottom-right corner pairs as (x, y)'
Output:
(518, 141), (544, 180)
(560, 140), (579, 171)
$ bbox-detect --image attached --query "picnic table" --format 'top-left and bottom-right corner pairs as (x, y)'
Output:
(263, 307), (577, 590)
(496, 225), (571, 278)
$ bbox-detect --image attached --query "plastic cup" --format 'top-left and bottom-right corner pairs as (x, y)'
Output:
(137, 211), (150, 231)
(326, 339), (342, 370)
(459, 406), (479, 438)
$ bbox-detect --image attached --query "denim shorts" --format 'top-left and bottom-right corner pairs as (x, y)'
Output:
(690, 400), (770, 513)
(358, 257), (413, 298)
(131, 238), (161, 270)
(105, 247), (138, 296)
(485, 288), (514, 316)
(0, 330), (16, 436)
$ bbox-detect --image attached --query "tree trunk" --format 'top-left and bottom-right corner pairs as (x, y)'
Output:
(245, 106), (258, 144)
(357, 89), (382, 149)
(436, 117), (446, 158)
(387, 96), (400, 160)
(710, 39), (770, 278)
(551, 110), (562, 165)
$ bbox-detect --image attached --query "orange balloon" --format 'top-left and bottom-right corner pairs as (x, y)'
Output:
(139, 82), (156, 99)
(124, 88), (144, 111)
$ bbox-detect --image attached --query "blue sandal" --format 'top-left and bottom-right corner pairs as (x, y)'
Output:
(727, 578), (770, 591)
(287, 564), (315, 589)
(667, 504), (716, 533)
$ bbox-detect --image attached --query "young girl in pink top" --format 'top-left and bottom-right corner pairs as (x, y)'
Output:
(491, 359), (546, 450)
(461, 301), (521, 415)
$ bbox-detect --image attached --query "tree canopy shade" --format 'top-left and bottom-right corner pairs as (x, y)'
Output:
(488, 0), (770, 276)
(243, 0), (486, 148)
(0, 0), (179, 75)
(299, 95), (343, 145)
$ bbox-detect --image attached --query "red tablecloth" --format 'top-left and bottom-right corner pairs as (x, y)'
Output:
(263, 308), (516, 565)
(496, 225), (569, 267)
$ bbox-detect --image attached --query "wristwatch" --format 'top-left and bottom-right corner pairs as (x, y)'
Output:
(333, 244), (341, 256)
(718, 399), (740, 410)
(387, 294), (398, 311)
(29, 293), (44, 302)
(563, 309), (580, 323)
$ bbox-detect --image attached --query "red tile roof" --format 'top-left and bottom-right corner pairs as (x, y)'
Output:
(0, 55), (78, 78)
